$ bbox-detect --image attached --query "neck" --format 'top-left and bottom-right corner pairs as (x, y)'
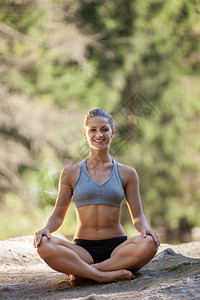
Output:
(87, 149), (112, 164)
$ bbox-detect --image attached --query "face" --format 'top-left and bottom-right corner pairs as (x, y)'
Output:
(84, 116), (115, 150)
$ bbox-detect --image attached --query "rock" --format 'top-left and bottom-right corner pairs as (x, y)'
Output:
(153, 248), (177, 260)
(0, 237), (200, 300)
(84, 295), (96, 300)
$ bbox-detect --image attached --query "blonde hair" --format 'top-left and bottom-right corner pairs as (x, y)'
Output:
(83, 109), (114, 129)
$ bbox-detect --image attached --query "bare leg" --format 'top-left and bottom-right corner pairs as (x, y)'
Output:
(92, 235), (158, 273)
(37, 236), (134, 283)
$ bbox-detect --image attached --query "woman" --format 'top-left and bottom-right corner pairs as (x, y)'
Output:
(34, 108), (160, 284)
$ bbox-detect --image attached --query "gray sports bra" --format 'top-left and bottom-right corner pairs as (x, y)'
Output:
(73, 159), (125, 208)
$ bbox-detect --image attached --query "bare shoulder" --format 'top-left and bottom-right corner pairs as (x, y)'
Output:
(60, 162), (81, 186)
(63, 162), (80, 174)
(118, 162), (138, 177)
(118, 162), (139, 187)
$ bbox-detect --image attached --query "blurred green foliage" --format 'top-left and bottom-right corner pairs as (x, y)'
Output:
(0, 0), (200, 241)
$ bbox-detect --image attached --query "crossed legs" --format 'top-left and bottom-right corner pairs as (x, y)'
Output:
(37, 235), (158, 283)
(92, 235), (158, 273)
(37, 236), (134, 283)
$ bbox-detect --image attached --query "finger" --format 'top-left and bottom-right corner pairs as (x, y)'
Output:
(141, 230), (147, 238)
(33, 232), (39, 248)
(146, 230), (157, 244)
(156, 235), (161, 246)
(46, 233), (52, 240)
(152, 232), (157, 243)
(36, 231), (42, 247)
(153, 231), (161, 246)
(37, 231), (52, 246)
(151, 231), (160, 246)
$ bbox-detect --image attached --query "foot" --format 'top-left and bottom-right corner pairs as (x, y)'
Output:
(100, 269), (135, 283)
(68, 274), (85, 286)
(69, 269), (134, 284)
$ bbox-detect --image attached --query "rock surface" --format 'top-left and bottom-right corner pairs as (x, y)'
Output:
(0, 236), (200, 300)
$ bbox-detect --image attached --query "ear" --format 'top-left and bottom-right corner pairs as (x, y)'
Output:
(111, 127), (115, 138)
(83, 128), (87, 139)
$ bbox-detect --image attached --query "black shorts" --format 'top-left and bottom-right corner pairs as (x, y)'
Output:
(74, 236), (127, 263)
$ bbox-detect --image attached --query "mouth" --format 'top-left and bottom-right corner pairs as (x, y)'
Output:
(93, 139), (105, 143)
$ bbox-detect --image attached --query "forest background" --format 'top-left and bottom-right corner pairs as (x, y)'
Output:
(0, 0), (200, 243)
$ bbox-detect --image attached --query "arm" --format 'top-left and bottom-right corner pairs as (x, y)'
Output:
(34, 166), (73, 247)
(123, 166), (160, 246)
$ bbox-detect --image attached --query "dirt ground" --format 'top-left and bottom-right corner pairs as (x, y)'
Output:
(0, 236), (200, 300)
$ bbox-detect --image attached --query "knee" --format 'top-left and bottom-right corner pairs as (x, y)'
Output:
(37, 236), (55, 259)
(142, 235), (158, 256)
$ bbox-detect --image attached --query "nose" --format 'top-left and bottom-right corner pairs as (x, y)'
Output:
(96, 130), (103, 137)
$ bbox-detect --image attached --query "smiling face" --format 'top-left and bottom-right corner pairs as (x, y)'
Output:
(84, 116), (115, 150)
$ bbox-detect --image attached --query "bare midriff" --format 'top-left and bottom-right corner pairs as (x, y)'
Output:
(74, 204), (126, 240)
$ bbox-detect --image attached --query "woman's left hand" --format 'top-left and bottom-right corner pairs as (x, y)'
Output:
(141, 227), (161, 246)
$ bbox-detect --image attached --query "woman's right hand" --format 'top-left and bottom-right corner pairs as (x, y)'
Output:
(33, 227), (52, 248)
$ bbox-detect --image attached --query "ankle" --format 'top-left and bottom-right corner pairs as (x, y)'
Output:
(91, 263), (100, 270)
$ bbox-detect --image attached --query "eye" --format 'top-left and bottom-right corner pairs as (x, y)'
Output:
(102, 128), (109, 132)
(90, 129), (96, 132)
